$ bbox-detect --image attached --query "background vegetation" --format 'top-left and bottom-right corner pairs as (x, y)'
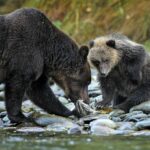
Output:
(0, 0), (150, 49)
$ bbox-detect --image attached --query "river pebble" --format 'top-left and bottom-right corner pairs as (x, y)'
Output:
(130, 101), (150, 114)
(109, 109), (125, 118)
(67, 124), (82, 134)
(131, 130), (150, 136)
(58, 96), (69, 105)
(90, 119), (117, 129)
(16, 127), (45, 133)
(0, 69), (150, 136)
(0, 118), (3, 127)
(116, 122), (135, 131)
(31, 113), (76, 129)
(90, 125), (115, 136)
(0, 101), (5, 112)
(135, 119), (150, 130)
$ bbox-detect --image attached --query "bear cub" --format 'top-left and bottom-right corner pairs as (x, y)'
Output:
(88, 33), (150, 112)
(0, 8), (91, 123)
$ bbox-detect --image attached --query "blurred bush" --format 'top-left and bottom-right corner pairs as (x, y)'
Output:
(0, 0), (150, 49)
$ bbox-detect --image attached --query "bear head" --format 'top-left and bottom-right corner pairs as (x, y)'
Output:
(52, 46), (91, 104)
(88, 37), (122, 77)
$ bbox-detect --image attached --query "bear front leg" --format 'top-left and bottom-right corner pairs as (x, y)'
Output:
(96, 78), (115, 109)
(5, 77), (29, 123)
(27, 74), (73, 117)
(113, 94), (127, 106)
(114, 84), (150, 112)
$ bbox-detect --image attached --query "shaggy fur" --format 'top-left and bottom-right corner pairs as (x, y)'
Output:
(88, 33), (150, 112)
(0, 8), (91, 123)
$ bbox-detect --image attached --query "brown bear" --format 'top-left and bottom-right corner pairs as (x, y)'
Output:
(88, 33), (150, 113)
(0, 8), (91, 123)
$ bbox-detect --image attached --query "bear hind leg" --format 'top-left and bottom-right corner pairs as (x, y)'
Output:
(5, 76), (30, 123)
(114, 84), (150, 112)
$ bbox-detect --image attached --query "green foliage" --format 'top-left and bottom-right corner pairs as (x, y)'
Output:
(53, 20), (62, 29)
(1, 0), (150, 47)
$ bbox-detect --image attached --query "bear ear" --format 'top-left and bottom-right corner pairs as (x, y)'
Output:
(106, 40), (116, 48)
(79, 45), (89, 61)
(89, 40), (94, 48)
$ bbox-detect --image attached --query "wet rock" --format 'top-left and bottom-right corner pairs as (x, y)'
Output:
(0, 91), (4, 100)
(135, 119), (150, 130)
(124, 113), (148, 122)
(67, 125), (82, 134)
(76, 100), (98, 116)
(89, 90), (101, 98)
(51, 84), (65, 97)
(90, 125), (115, 136)
(22, 100), (37, 113)
(90, 95), (102, 103)
(130, 101), (150, 114)
(0, 84), (4, 91)
(88, 81), (99, 92)
(109, 109), (125, 118)
(0, 101), (5, 112)
(65, 102), (75, 111)
(58, 96), (69, 105)
(0, 111), (7, 118)
(46, 124), (67, 133)
(117, 122), (135, 131)
(16, 127), (45, 133)
(131, 130), (150, 136)
(78, 114), (108, 125)
(2, 115), (9, 123)
(90, 119), (117, 129)
(123, 111), (147, 122)
(0, 118), (3, 127)
(32, 113), (75, 128)
(111, 117), (122, 122)
(112, 130), (134, 135)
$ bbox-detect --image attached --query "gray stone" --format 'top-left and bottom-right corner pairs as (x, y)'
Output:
(46, 124), (67, 133)
(131, 130), (150, 136)
(58, 96), (69, 105)
(0, 118), (3, 127)
(0, 91), (4, 100)
(22, 100), (37, 113)
(0, 101), (5, 111)
(111, 117), (122, 122)
(124, 113), (148, 122)
(33, 113), (75, 128)
(117, 122), (135, 130)
(51, 84), (65, 97)
(0, 84), (5, 91)
(130, 101), (150, 114)
(135, 119), (150, 130)
(16, 127), (45, 133)
(109, 109), (125, 118)
(65, 102), (75, 111)
(112, 130), (134, 135)
(90, 125), (115, 136)
(90, 95), (102, 104)
(68, 125), (82, 134)
(90, 118), (117, 129)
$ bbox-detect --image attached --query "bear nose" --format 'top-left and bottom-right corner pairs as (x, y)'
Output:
(100, 73), (106, 77)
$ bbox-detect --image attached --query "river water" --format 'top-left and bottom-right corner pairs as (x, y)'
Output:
(0, 130), (149, 150)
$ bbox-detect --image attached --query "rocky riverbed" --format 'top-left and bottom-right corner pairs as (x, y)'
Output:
(0, 69), (150, 136)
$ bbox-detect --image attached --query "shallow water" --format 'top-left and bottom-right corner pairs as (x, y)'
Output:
(0, 130), (150, 150)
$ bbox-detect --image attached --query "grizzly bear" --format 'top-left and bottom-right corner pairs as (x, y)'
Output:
(0, 8), (91, 123)
(88, 33), (150, 112)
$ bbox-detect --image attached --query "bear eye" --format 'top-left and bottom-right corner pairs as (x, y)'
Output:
(103, 59), (109, 63)
(92, 60), (100, 67)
